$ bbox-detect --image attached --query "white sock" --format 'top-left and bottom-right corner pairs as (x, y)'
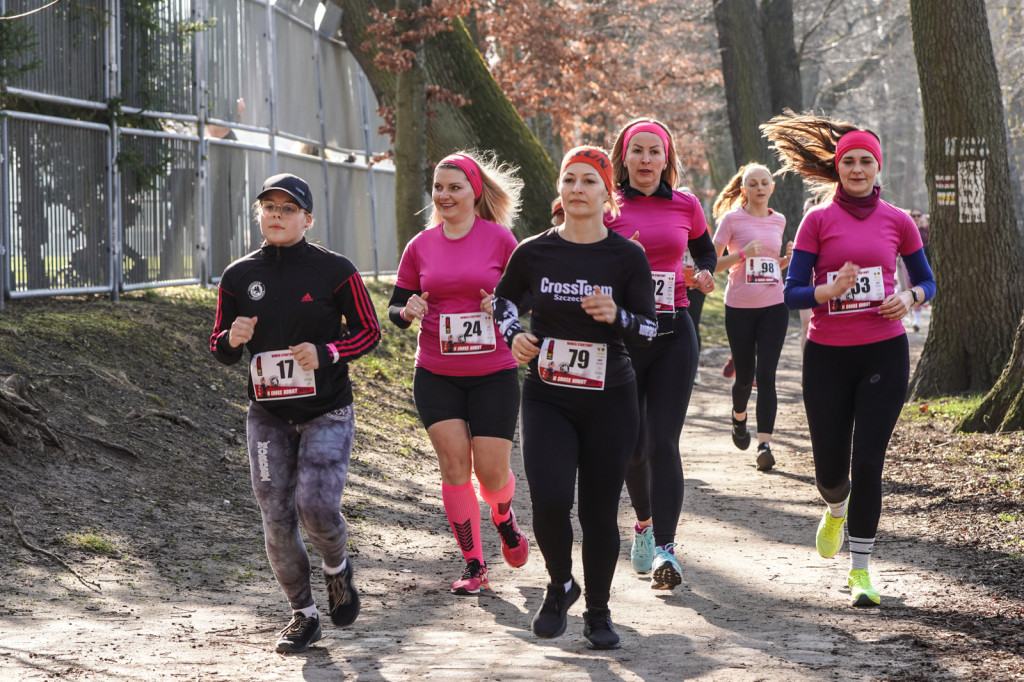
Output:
(297, 604), (318, 618)
(826, 498), (848, 519)
(323, 558), (346, 576)
(563, 578), (574, 593)
(849, 535), (875, 571)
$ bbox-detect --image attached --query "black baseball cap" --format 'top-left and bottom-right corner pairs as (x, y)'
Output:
(257, 173), (313, 212)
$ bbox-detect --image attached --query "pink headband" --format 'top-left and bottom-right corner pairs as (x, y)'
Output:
(438, 153), (483, 199)
(622, 122), (671, 156)
(835, 131), (882, 171)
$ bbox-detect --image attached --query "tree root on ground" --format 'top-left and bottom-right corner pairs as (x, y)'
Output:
(125, 409), (197, 429)
(4, 504), (102, 593)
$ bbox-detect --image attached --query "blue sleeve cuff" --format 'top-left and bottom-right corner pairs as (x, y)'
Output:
(783, 249), (818, 309)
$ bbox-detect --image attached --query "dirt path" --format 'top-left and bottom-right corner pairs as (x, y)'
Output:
(4, 309), (997, 681)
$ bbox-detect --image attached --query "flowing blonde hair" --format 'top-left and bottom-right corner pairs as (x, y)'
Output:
(760, 110), (875, 200)
(427, 150), (524, 229)
(610, 117), (681, 191)
(711, 162), (773, 220)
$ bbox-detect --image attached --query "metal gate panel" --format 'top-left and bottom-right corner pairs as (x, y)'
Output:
(5, 0), (106, 102)
(5, 114), (111, 296)
(119, 130), (201, 288)
(120, 0), (197, 114)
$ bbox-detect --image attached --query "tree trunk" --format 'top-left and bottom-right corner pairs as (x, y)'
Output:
(908, 0), (1024, 397)
(335, 0), (558, 242)
(714, 0), (773, 170)
(714, 0), (804, 240)
(958, 315), (1024, 432)
(393, 0), (428, 249)
(760, 0), (804, 242)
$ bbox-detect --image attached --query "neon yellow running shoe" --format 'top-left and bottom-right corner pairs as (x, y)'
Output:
(848, 569), (880, 607)
(815, 501), (847, 558)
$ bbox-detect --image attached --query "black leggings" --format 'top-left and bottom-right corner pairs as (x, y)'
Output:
(724, 303), (789, 435)
(802, 335), (909, 540)
(685, 288), (705, 355)
(520, 379), (639, 611)
(624, 310), (698, 546)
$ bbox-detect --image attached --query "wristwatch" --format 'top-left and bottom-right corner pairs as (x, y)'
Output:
(910, 288), (920, 305)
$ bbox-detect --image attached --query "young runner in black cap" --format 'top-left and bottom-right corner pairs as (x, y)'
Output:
(210, 173), (381, 653)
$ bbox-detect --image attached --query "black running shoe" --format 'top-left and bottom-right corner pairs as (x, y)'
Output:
(531, 578), (581, 639)
(275, 613), (322, 654)
(731, 415), (751, 450)
(756, 442), (775, 471)
(326, 561), (361, 627)
(583, 608), (621, 650)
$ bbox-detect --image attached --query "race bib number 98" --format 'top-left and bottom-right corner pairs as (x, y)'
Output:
(537, 338), (607, 390)
(827, 265), (885, 314)
(746, 257), (781, 285)
(250, 349), (316, 400)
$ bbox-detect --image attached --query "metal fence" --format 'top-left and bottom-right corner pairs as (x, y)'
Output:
(1, 0), (397, 311)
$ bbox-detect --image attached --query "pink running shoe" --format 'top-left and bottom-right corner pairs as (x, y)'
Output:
(722, 356), (735, 378)
(492, 510), (530, 568)
(451, 558), (489, 595)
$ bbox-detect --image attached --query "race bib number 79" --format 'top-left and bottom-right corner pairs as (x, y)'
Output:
(537, 338), (607, 390)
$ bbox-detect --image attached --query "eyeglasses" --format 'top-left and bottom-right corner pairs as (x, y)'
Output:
(260, 201), (305, 217)
(910, 213), (922, 218)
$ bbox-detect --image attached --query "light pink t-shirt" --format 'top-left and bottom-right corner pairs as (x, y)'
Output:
(606, 189), (708, 309)
(395, 217), (519, 376)
(714, 205), (787, 309)
(796, 199), (923, 346)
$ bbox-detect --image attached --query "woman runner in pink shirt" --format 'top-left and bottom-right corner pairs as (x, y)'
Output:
(388, 151), (529, 595)
(712, 162), (794, 471)
(605, 118), (718, 591)
(764, 113), (935, 608)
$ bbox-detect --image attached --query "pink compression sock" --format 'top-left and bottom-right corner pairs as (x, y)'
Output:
(442, 481), (483, 563)
(479, 470), (516, 524)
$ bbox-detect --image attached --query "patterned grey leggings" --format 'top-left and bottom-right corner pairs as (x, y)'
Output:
(246, 401), (354, 611)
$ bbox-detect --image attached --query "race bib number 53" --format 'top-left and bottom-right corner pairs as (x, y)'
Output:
(827, 265), (884, 314)
(537, 338), (607, 390)
(250, 349), (316, 400)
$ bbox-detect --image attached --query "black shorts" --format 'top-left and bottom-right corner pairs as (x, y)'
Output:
(413, 367), (521, 440)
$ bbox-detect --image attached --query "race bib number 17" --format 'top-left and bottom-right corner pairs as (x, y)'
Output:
(827, 265), (885, 314)
(250, 349), (316, 400)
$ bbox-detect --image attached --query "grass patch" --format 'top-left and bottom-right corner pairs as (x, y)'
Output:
(902, 394), (985, 424)
(63, 531), (121, 557)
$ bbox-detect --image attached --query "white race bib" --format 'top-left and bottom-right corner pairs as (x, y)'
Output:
(651, 271), (676, 313)
(746, 257), (781, 285)
(827, 266), (885, 314)
(681, 249), (695, 270)
(537, 338), (607, 390)
(250, 349), (316, 401)
(439, 312), (496, 355)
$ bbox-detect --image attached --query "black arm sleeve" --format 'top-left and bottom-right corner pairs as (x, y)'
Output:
(688, 230), (717, 273)
(387, 285), (419, 329)
(611, 250), (657, 347)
